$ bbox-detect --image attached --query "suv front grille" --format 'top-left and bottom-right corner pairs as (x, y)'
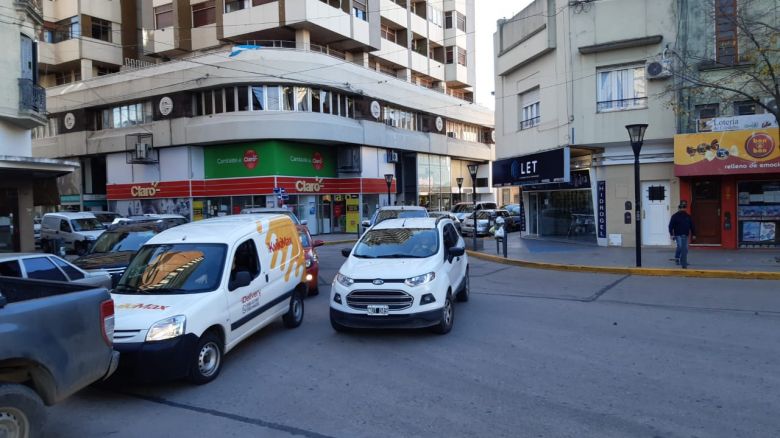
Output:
(346, 290), (413, 311)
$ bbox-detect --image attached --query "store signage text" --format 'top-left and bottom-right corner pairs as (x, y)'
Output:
(597, 181), (606, 239)
(492, 147), (571, 186)
(698, 113), (777, 133)
(289, 152), (324, 170)
(295, 177), (325, 193)
(131, 182), (161, 198)
(674, 128), (780, 176)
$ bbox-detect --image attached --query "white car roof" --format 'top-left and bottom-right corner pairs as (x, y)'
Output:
(44, 212), (97, 219)
(0, 253), (46, 261)
(372, 217), (439, 230)
(377, 206), (427, 211)
(143, 214), (291, 245)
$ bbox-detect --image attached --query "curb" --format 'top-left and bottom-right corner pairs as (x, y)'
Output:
(321, 239), (357, 246)
(466, 250), (780, 281)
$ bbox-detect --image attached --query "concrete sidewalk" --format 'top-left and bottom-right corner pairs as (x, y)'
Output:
(314, 231), (780, 279)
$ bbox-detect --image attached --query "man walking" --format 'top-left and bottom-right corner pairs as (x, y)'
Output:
(668, 201), (696, 269)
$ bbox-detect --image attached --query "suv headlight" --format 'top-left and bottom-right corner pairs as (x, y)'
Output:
(405, 272), (436, 287)
(335, 272), (354, 287)
(146, 315), (186, 342)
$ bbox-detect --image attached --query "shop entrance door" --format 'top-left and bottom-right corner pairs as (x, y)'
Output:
(692, 179), (721, 245)
(641, 181), (671, 246)
(528, 193), (539, 235)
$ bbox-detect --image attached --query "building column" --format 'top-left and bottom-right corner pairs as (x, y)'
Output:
(347, 51), (369, 68)
(396, 67), (411, 82)
(80, 59), (94, 80)
(295, 29), (311, 50)
(17, 181), (34, 252)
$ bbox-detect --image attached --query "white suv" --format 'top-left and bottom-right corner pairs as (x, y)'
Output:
(331, 217), (469, 334)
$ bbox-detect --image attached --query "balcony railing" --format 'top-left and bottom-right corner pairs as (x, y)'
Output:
(18, 78), (46, 114)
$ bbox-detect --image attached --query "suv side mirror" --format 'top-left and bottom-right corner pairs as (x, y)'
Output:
(300, 219), (308, 226)
(361, 220), (370, 228)
(341, 248), (351, 257)
(313, 240), (325, 248)
(448, 246), (465, 257)
(229, 271), (252, 291)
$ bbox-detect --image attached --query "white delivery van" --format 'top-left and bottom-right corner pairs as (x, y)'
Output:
(40, 212), (107, 255)
(111, 214), (308, 384)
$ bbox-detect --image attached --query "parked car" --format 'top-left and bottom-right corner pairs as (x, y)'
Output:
(428, 211), (462, 234)
(40, 212), (106, 256)
(500, 204), (523, 231)
(33, 216), (42, 247)
(461, 209), (511, 237)
(451, 202), (498, 222)
(0, 277), (119, 436)
(90, 211), (123, 227)
(298, 225), (324, 295)
(0, 253), (112, 289)
(0, 216), (13, 252)
(362, 206), (429, 229)
(331, 217), (469, 334)
(73, 220), (184, 288)
(240, 207), (306, 225)
(112, 214), (307, 384)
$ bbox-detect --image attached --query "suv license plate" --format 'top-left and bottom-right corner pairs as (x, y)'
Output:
(366, 305), (389, 316)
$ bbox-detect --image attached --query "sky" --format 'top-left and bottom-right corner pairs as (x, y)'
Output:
(474, 0), (534, 110)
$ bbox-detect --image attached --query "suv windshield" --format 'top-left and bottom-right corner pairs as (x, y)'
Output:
(353, 228), (439, 259)
(115, 243), (227, 294)
(90, 230), (157, 253)
(71, 218), (106, 231)
(375, 209), (427, 225)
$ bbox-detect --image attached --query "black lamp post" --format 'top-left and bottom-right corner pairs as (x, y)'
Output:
(456, 177), (464, 204)
(467, 164), (479, 251)
(384, 173), (394, 207)
(626, 124), (648, 267)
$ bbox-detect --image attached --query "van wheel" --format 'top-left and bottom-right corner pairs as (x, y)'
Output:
(431, 293), (454, 335)
(456, 268), (470, 302)
(282, 289), (304, 328)
(0, 383), (45, 438)
(188, 332), (223, 385)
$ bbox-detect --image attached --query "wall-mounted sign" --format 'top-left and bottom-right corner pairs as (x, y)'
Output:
(63, 112), (75, 130)
(697, 113), (777, 133)
(492, 147), (571, 186)
(295, 177), (325, 193)
(159, 96), (174, 116)
(674, 128), (780, 176)
(131, 182), (161, 198)
(204, 141), (336, 179)
(597, 181), (606, 239)
(435, 116), (444, 132)
(370, 101), (381, 120)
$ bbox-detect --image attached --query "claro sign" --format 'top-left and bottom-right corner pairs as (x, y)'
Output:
(131, 182), (161, 197)
(295, 177), (325, 193)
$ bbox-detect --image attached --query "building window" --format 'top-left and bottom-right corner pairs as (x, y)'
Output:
(90, 17), (112, 42)
(456, 12), (466, 32)
(251, 86), (264, 110)
(734, 100), (756, 115)
(444, 11), (452, 28)
(101, 102), (152, 129)
(224, 0), (247, 13)
(353, 0), (367, 21)
(444, 11), (465, 31)
(44, 17), (80, 43)
(266, 86), (281, 110)
(695, 103), (719, 120)
(192, 1), (216, 27)
(457, 47), (467, 66)
(446, 121), (479, 142)
(445, 46), (453, 63)
(381, 24), (397, 44)
(322, 90), (331, 113)
(383, 105), (417, 131)
(96, 66), (119, 76)
(225, 87), (236, 112)
(295, 87), (309, 112)
(154, 4), (174, 29)
(521, 102), (540, 129)
(427, 4), (442, 27)
(237, 86), (249, 111)
(445, 46), (466, 66)
(715, 0), (738, 65)
(596, 65), (647, 112)
(252, 0), (275, 5)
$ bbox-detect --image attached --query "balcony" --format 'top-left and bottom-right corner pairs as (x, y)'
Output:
(14, 0), (43, 24)
(16, 78), (47, 128)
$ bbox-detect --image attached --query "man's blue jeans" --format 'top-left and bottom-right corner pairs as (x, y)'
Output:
(674, 235), (689, 268)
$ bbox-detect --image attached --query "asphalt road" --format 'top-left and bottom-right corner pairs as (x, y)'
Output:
(43, 245), (780, 438)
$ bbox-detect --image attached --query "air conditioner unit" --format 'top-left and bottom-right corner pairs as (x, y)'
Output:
(446, 131), (457, 138)
(386, 150), (399, 163)
(646, 59), (672, 80)
(135, 143), (150, 160)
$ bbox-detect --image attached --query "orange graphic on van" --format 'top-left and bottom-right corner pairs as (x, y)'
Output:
(265, 217), (305, 282)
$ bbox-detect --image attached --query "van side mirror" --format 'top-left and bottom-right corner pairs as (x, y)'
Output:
(229, 271), (252, 291)
(300, 219), (308, 226)
(313, 240), (325, 248)
(361, 220), (370, 228)
(448, 246), (465, 258)
(341, 248), (351, 257)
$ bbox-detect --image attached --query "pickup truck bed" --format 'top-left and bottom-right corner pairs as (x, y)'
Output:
(0, 276), (119, 437)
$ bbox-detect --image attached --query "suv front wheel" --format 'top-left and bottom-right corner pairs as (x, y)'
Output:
(431, 293), (454, 335)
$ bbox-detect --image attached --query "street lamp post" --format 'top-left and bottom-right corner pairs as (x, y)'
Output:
(384, 173), (394, 207)
(625, 124), (648, 268)
(456, 177), (464, 204)
(467, 164), (479, 251)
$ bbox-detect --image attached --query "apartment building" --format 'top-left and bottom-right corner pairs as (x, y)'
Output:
(493, 0), (678, 247)
(33, 0), (493, 233)
(672, 0), (779, 249)
(0, 0), (77, 252)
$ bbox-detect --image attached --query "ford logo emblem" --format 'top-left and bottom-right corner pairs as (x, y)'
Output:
(372, 279), (384, 285)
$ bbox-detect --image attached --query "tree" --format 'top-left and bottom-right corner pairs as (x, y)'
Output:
(670, 0), (779, 130)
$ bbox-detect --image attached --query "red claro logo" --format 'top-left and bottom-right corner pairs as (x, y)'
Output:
(745, 132), (775, 159)
(312, 152), (324, 170)
(243, 149), (259, 170)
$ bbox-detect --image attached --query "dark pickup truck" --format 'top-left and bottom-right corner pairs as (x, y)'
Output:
(0, 277), (119, 437)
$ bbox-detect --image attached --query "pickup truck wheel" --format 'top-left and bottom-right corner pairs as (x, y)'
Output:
(282, 289), (304, 328)
(431, 294), (454, 335)
(0, 384), (44, 438)
(188, 332), (223, 385)
(456, 268), (470, 302)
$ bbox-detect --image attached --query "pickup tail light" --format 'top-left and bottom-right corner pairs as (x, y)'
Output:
(100, 299), (115, 347)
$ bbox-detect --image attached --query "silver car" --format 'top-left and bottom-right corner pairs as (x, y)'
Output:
(0, 253), (112, 289)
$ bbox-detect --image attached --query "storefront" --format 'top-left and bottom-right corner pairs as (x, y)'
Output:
(493, 147), (597, 243)
(107, 141), (395, 234)
(674, 127), (780, 249)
